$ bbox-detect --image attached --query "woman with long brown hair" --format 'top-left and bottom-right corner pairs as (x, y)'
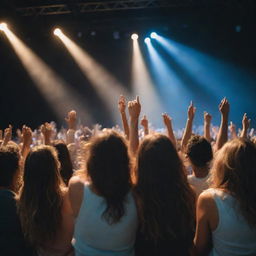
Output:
(134, 134), (195, 255)
(194, 138), (256, 255)
(18, 145), (74, 256)
(69, 130), (137, 256)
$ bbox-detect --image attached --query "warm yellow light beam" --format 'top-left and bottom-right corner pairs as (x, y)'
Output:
(132, 39), (163, 127)
(55, 29), (130, 124)
(0, 23), (8, 32)
(1, 27), (93, 124)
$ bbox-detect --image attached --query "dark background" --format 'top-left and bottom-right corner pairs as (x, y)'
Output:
(0, 0), (255, 130)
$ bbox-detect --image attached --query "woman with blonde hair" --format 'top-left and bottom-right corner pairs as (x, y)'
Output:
(195, 138), (256, 255)
(18, 145), (74, 256)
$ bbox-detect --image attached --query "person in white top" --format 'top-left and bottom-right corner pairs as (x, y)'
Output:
(69, 130), (138, 256)
(194, 138), (256, 256)
(186, 135), (213, 198)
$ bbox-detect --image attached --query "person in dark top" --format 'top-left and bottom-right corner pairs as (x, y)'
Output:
(0, 143), (35, 256)
(134, 134), (196, 256)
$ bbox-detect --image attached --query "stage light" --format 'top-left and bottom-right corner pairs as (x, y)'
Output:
(53, 28), (62, 36)
(144, 37), (150, 44)
(0, 22), (8, 31)
(131, 33), (138, 40)
(150, 32), (157, 39)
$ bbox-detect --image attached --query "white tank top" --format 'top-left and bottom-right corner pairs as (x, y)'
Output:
(207, 188), (256, 256)
(73, 184), (138, 256)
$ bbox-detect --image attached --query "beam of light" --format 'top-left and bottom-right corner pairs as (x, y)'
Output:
(150, 32), (157, 39)
(1, 26), (93, 124)
(152, 34), (256, 128)
(131, 33), (138, 40)
(0, 23), (8, 32)
(54, 29), (130, 125)
(145, 40), (190, 128)
(144, 37), (150, 44)
(132, 38), (163, 127)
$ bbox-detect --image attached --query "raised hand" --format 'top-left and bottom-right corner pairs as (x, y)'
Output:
(22, 125), (32, 147)
(219, 98), (230, 117)
(3, 125), (12, 145)
(128, 96), (141, 120)
(140, 115), (148, 128)
(65, 110), (77, 130)
(140, 115), (149, 136)
(188, 101), (196, 120)
(216, 98), (229, 150)
(41, 122), (53, 145)
(163, 113), (173, 127)
(118, 95), (126, 114)
(242, 113), (250, 131)
(241, 113), (250, 139)
(162, 113), (176, 148)
(204, 111), (212, 124)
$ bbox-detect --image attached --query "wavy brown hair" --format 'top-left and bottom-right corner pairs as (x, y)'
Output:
(134, 134), (195, 243)
(18, 145), (64, 246)
(86, 130), (132, 224)
(212, 138), (256, 227)
(53, 140), (73, 186)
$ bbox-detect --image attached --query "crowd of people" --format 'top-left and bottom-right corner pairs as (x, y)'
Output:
(0, 95), (256, 256)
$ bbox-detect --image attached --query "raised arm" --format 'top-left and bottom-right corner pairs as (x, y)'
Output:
(203, 112), (212, 142)
(41, 122), (53, 145)
(240, 113), (250, 139)
(118, 95), (129, 140)
(181, 102), (196, 153)
(215, 98), (229, 151)
(65, 110), (77, 144)
(128, 96), (141, 155)
(21, 125), (32, 159)
(2, 125), (12, 146)
(162, 113), (176, 148)
(229, 121), (237, 139)
(140, 115), (149, 136)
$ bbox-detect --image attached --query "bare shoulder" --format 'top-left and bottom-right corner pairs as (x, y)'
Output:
(68, 176), (85, 217)
(198, 189), (219, 231)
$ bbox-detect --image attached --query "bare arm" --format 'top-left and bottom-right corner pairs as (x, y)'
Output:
(118, 95), (129, 139)
(216, 98), (229, 151)
(240, 113), (250, 139)
(229, 121), (237, 139)
(181, 102), (196, 153)
(65, 110), (77, 144)
(2, 125), (12, 146)
(140, 115), (149, 136)
(21, 125), (32, 160)
(41, 122), (53, 145)
(194, 193), (215, 256)
(204, 112), (212, 142)
(162, 113), (176, 148)
(128, 96), (141, 155)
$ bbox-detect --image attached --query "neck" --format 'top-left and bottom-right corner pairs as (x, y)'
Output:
(193, 166), (209, 178)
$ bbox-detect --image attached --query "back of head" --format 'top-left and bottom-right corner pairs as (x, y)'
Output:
(186, 135), (213, 168)
(87, 130), (131, 224)
(53, 140), (73, 185)
(135, 134), (195, 242)
(19, 145), (63, 246)
(212, 138), (256, 227)
(0, 144), (20, 189)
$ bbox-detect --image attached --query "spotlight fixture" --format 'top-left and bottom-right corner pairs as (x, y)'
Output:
(0, 22), (8, 31)
(144, 37), (150, 44)
(53, 28), (62, 36)
(131, 33), (138, 40)
(150, 32), (157, 39)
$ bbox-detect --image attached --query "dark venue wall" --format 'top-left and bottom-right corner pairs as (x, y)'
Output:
(0, 0), (255, 130)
